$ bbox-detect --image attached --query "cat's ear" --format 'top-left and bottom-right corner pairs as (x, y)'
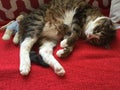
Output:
(104, 44), (111, 49)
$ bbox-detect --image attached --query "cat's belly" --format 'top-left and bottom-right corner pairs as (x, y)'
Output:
(41, 22), (63, 41)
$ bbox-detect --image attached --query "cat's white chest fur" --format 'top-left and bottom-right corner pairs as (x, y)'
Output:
(63, 9), (76, 26)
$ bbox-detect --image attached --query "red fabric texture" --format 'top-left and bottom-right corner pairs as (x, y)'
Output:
(0, 24), (120, 90)
(0, 0), (120, 90)
(0, 20), (120, 90)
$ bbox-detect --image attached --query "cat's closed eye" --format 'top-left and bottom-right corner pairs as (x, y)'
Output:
(94, 26), (101, 33)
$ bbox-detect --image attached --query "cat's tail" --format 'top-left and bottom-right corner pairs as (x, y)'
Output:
(30, 51), (49, 67)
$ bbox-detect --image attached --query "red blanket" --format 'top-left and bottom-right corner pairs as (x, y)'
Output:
(0, 21), (120, 90)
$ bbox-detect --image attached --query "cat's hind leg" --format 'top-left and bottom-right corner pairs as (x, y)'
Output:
(39, 41), (65, 76)
(20, 37), (38, 75)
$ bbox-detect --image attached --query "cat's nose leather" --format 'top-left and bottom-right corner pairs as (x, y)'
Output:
(87, 34), (93, 39)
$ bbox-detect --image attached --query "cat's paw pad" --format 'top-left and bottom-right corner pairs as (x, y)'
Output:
(20, 63), (30, 76)
(60, 39), (68, 48)
(54, 65), (65, 76)
(56, 49), (64, 57)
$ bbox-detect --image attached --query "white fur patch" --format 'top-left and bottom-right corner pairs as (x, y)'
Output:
(39, 41), (65, 76)
(60, 39), (68, 48)
(56, 49), (64, 57)
(63, 9), (76, 26)
(85, 16), (108, 38)
(20, 37), (37, 75)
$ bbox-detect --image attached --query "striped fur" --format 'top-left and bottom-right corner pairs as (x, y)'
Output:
(18, 0), (116, 76)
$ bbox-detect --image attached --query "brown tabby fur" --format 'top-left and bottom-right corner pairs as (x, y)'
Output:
(43, 0), (116, 57)
(18, 0), (116, 76)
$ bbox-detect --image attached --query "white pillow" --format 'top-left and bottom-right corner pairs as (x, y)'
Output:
(109, 0), (120, 23)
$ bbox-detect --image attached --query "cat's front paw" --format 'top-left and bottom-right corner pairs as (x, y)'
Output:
(60, 39), (68, 48)
(56, 49), (64, 57)
(54, 64), (65, 76)
(20, 62), (31, 76)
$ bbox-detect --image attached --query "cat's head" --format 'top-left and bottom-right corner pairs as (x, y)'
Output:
(85, 17), (116, 48)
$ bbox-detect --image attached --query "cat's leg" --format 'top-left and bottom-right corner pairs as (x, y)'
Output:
(57, 31), (79, 57)
(39, 41), (65, 76)
(20, 37), (38, 75)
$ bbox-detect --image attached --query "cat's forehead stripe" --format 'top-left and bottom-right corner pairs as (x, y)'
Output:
(94, 16), (109, 23)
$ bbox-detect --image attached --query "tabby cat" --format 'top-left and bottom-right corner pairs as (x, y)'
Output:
(19, 0), (116, 76)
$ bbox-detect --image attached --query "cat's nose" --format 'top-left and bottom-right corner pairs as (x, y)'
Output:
(87, 34), (93, 39)
(87, 34), (100, 39)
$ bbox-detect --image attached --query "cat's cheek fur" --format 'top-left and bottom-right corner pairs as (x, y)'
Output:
(85, 16), (107, 39)
(85, 21), (97, 39)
